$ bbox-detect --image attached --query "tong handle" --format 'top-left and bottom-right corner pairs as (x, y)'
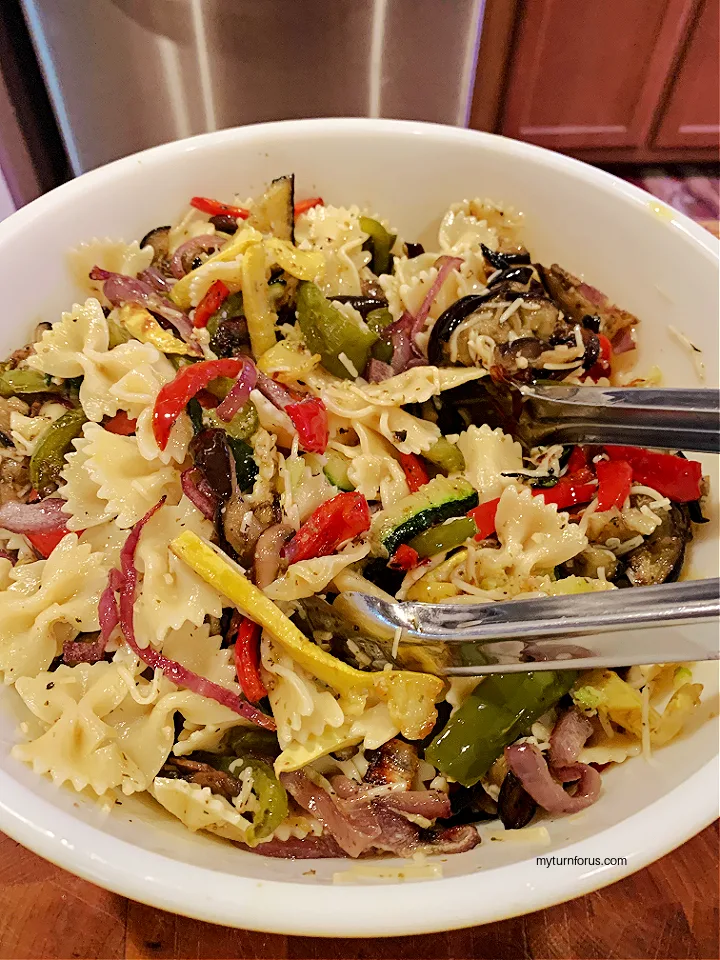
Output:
(522, 386), (720, 453)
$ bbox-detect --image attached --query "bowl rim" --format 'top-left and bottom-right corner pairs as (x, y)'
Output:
(0, 117), (717, 936)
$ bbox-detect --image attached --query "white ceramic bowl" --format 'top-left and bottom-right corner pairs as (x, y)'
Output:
(0, 120), (718, 937)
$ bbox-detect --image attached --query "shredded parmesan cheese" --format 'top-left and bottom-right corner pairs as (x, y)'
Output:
(338, 352), (359, 378)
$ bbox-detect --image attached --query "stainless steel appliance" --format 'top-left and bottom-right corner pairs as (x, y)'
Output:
(22, 0), (484, 175)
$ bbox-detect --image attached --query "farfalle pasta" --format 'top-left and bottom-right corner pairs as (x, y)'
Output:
(0, 175), (706, 862)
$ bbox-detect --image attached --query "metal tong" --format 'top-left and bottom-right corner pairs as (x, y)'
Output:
(517, 385), (720, 453)
(336, 579), (720, 675)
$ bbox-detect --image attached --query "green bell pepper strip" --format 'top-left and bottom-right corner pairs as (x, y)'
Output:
(360, 217), (395, 275)
(29, 407), (87, 497)
(425, 670), (578, 786)
(424, 436), (465, 474)
(296, 282), (378, 379)
(217, 756), (288, 844)
(206, 401), (259, 440)
(227, 727), (281, 760)
(366, 307), (394, 364)
(408, 516), (478, 558)
(0, 368), (52, 398)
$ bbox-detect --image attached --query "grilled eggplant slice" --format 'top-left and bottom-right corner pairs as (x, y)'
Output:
(625, 503), (692, 586)
(537, 263), (639, 342)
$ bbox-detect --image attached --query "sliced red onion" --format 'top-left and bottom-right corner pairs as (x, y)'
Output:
(366, 358), (394, 382)
(98, 567), (124, 645)
(0, 549), (14, 564)
(138, 267), (176, 294)
(181, 468), (218, 520)
(549, 708), (594, 766)
(256, 371), (295, 411)
(280, 770), (380, 857)
(410, 255), (463, 340)
(116, 498), (276, 730)
(0, 497), (68, 534)
(169, 234), (226, 280)
(505, 742), (601, 814)
(248, 834), (346, 859)
(90, 267), (198, 348)
(216, 358), (257, 422)
(611, 326), (637, 355)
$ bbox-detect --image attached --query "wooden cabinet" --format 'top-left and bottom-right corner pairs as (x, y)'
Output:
(653, 0), (719, 148)
(471, 0), (720, 163)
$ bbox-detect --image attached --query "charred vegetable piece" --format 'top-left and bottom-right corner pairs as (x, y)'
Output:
(625, 503), (691, 586)
(0, 368), (52, 398)
(209, 213), (239, 234)
(284, 491), (371, 564)
(423, 437), (465, 475)
(227, 727), (281, 760)
(209, 319), (250, 359)
(371, 476), (479, 557)
(153, 356), (245, 450)
(225, 757), (289, 844)
(405, 242), (425, 259)
(426, 294), (492, 366)
(497, 770), (537, 829)
(296, 282), (378, 379)
(408, 516), (477, 557)
(426, 670), (578, 787)
(190, 428), (235, 500)
(207, 292), (245, 337)
(487, 265), (534, 288)
(537, 263), (639, 342)
(243, 242), (278, 358)
(194, 279), (230, 329)
(364, 738), (419, 788)
(162, 757), (241, 801)
(360, 217), (395, 275)
(481, 243), (531, 271)
(233, 616), (267, 702)
(140, 226), (171, 269)
(227, 436), (259, 493)
(248, 174), (295, 243)
(605, 446), (702, 503)
(332, 296), (388, 318)
(190, 197), (250, 219)
(206, 401), (258, 440)
(30, 408), (87, 497)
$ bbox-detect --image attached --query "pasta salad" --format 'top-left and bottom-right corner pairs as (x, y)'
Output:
(0, 177), (708, 860)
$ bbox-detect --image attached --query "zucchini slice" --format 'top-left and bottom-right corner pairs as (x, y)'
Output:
(323, 450), (355, 491)
(371, 475), (479, 557)
(248, 174), (295, 242)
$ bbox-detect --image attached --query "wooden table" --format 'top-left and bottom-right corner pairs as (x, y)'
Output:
(0, 822), (716, 959)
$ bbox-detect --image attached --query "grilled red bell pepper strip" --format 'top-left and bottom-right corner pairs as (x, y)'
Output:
(294, 197), (324, 217)
(565, 445), (594, 483)
(468, 498), (501, 540)
(284, 396), (329, 454)
(537, 479), (597, 510)
(283, 492), (371, 565)
(398, 452), (430, 493)
(193, 279), (230, 329)
(103, 411), (137, 435)
(389, 543), (420, 571)
(26, 527), (72, 558)
(586, 333), (613, 381)
(153, 357), (244, 450)
(596, 459), (633, 511)
(605, 446), (703, 502)
(190, 196), (250, 220)
(233, 615), (267, 703)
